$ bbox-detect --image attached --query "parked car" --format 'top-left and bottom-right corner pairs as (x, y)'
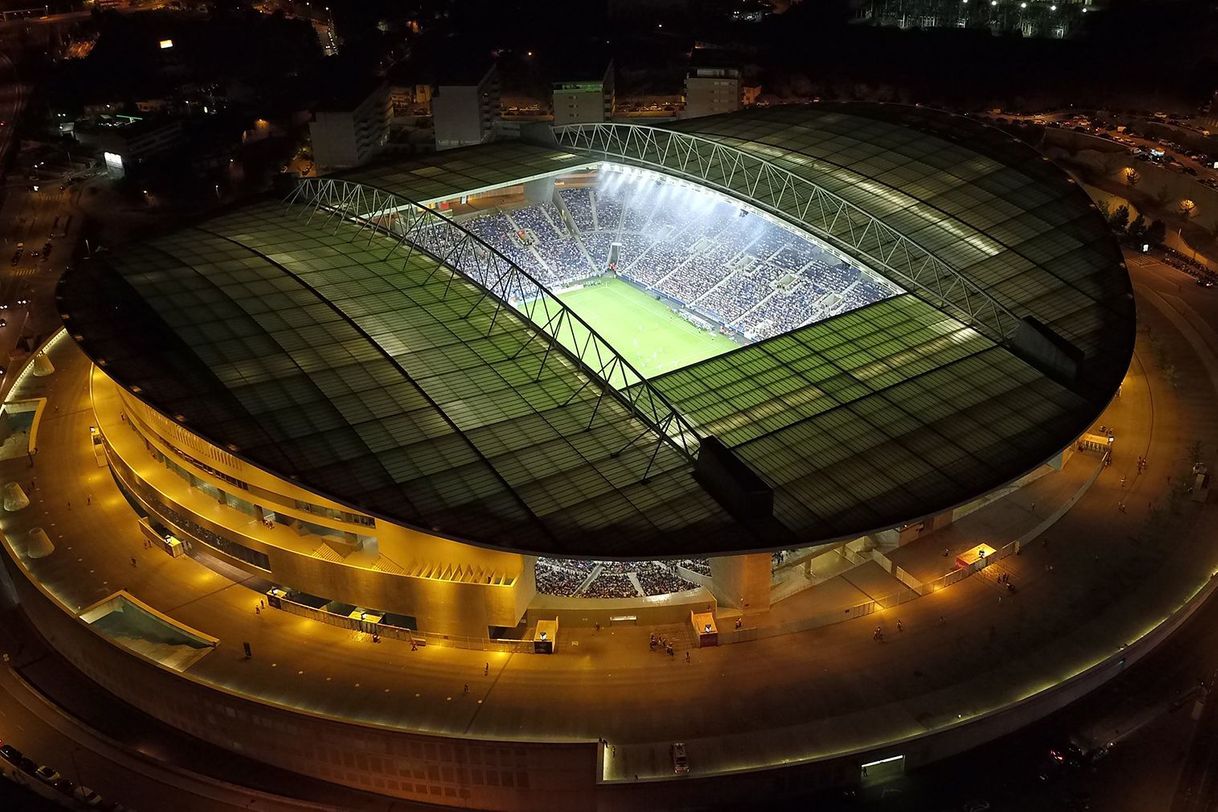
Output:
(51, 777), (76, 795)
(0, 743), (21, 764)
(74, 786), (105, 807)
(34, 764), (61, 784)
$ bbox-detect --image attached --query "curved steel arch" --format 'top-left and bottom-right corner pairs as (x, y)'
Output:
(552, 122), (1021, 346)
(284, 175), (700, 478)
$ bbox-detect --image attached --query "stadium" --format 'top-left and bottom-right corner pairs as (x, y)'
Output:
(9, 103), (1146, 807)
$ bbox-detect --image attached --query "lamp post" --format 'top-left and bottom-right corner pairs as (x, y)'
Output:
(67, 745), (84, 794)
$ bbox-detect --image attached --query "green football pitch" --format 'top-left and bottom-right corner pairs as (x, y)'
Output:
(555, 278), (738, 379)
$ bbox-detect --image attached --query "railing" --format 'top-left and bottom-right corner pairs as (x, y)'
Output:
(551, 122), (1021, 347)
(270, 593), (536, 653)
(285, 176), (701, 479)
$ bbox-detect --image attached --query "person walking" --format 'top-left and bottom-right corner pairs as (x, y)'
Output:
(130, 556), (136, 567)
(896, 619), (903, 633)
(484, 662), (489, 676)
(463, 683), (469, 695)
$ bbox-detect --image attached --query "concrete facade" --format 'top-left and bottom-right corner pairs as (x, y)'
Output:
(552, 61), (614, 126)
(683, 68), (741, 120)
(309, 83), (391, 170)
(433, 67), (501, 151)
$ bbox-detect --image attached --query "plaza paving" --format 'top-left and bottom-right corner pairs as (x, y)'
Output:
(2, 278), (1217, 785)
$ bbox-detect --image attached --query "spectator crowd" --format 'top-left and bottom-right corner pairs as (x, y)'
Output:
(454, 171), (899, 344)
(534, 557), (710, 598)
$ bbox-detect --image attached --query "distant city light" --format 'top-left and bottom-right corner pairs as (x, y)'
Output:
(159, 39), (174, 50)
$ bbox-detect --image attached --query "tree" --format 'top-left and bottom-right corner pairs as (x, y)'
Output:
(1109, 205), (1130, 231)
(1146, 219), (1167, 247)
(1128, 213), (1147, 240)
(1125, 168), (1141, 189)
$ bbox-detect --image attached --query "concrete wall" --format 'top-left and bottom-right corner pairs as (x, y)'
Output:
(528, 587), (715, 629)
(683, 76), (740, 120)
(434, 86), (486, 150)
(708, 553), (770, 610)
(553, 88), (607, 126)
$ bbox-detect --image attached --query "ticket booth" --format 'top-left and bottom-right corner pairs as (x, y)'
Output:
(1078, 433), (1114, 454)
(349, 609), (384, 635)
(955, 543), (997, 570)
(535, 619), (558, 654)
(690, 611), (718, 647)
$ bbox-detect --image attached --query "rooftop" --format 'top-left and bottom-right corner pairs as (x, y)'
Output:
(58, 106), (1132, 558)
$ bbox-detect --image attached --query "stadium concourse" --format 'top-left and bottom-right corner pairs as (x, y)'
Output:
(3, 105), (1173, 807)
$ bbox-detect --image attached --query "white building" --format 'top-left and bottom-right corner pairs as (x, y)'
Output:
(683, 66), (741, 120)
(309, 83), (391, 170)
(432, 64), (501, 151)
(552, 59), (614, 126)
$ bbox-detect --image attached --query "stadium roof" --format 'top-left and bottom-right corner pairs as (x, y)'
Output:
(59, 106), (1133, 558)
(340, 141), (593, 204)
(659, 104), (1132, 399)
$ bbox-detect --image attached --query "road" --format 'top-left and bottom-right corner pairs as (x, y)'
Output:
(0, 1), (170, 32)
(1132, 255), (1218, 812)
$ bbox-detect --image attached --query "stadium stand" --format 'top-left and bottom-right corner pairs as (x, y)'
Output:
(535, 557), (706, 598)
(458, 170), (898, 344)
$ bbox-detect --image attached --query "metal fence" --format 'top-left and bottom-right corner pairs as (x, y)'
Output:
(270, 593), (536, 653)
